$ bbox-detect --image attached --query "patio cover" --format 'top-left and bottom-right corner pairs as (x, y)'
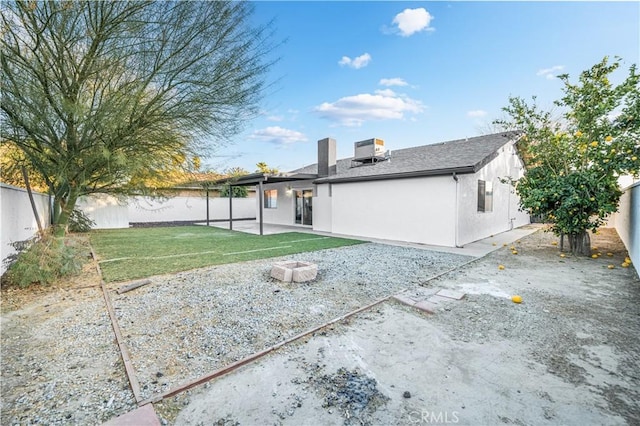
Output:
(203, 172), (317, 235)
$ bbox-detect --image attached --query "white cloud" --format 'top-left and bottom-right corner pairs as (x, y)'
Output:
(338, 53), (372, 69)
(537, 65), (565, 80)
(392, 8), (434, 37)
(314, 90), (424, 127)
(249, 126), (307, 145)
(266, 115), (284, 122)
(379, 77), (409, 87)
(467, 110), (488, 118)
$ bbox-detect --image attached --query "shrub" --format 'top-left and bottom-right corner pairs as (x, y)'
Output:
(68, 209), (96, 233)
(2, 232), (89, 287)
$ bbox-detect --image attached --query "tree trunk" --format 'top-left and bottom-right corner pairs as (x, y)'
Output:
(52, 189), (80, 238)
(568, 230), (591, 256)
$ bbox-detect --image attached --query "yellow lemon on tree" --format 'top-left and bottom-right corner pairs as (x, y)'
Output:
(511, 295), (522, 304)
(605, 135), (613, 142)
(590, 141), (598, 147)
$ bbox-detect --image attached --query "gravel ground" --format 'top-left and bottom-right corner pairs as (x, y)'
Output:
(0, 242), (472, 425)
(112, 243), (473, 402)
(169, 228), (640, 426)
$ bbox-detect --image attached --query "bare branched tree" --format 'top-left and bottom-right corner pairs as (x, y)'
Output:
(1, 1), (275, 236)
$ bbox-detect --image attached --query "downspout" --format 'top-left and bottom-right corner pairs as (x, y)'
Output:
(452, 172), (462, 248)
(507, 179), (513, 230)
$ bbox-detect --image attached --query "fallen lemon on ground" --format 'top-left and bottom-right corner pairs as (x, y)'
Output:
(591, 254), (598, 259)
(503, 243), (508, 247)
(551, 241), (558, 246)
(512, 250), (518, 255)
(498, 265), (505, 270)
(608, 264), (615, 269)
(560, 253), (566, 258)
(492, 242), (497, 246)
(622, 262), (630, 268)
(607, 253), (613, 257)
(511, 295), (522, 304)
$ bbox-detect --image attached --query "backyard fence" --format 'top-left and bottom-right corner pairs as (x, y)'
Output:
(609, 181), (639, 268)
(1, 188), (256, 274)
(1, 183), (51, 275)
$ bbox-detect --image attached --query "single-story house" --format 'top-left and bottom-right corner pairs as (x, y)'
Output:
(219, 132), (530, 247)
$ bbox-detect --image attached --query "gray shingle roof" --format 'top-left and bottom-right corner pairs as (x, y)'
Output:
(291, 131), (521, 183)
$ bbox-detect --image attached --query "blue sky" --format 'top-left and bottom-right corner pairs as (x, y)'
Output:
(207, 1), (640, 173)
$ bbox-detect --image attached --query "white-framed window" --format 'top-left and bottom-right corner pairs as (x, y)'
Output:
(264, 189), (277, 209)
(477, 180), (493, 212)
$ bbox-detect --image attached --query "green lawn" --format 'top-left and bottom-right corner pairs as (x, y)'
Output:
(90, 226), (364, 282)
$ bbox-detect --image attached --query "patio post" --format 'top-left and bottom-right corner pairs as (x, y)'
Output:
(205, 188), (210, 226)
(258, 181), (264, 236)
(228, 184), (233, 231)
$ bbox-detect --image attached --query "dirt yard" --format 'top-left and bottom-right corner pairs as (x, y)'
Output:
(1, 227), (639, 425)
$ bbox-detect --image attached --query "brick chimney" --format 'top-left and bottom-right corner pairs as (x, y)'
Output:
(317, 137), (336, 177)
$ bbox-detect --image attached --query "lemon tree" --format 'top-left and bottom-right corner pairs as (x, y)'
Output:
(497, 57), (639, 256)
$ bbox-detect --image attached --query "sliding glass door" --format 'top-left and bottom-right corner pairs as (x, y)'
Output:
(294, 190), (313, 225)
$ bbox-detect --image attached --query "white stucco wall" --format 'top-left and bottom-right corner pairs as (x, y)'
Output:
(1, 184), (50, 274)
(456, 142), (530, 246)
(260, 180), (315, 227)
(129, 196), (255, 223)
(330, 176), (457, 247)
(313, 184), (332, 232)
(76, 194), (129, 229)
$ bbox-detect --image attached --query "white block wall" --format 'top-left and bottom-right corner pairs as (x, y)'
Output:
(611, 181), (639, 269)
(128, 196), (255, 223)
(1, 184), (50, 274)
(76, 194), (129, 229)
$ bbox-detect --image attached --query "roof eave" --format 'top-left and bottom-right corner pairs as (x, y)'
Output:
(313, 166), (476, 184)
(206, 172), (319, 186)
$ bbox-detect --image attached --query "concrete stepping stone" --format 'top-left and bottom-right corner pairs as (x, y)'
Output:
(393, 288), (467, 315)
(102, 404), (161, 426)
(435, 289), (466, 300)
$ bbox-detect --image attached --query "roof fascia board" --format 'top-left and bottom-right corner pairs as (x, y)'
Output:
(314, 166), (476, 184)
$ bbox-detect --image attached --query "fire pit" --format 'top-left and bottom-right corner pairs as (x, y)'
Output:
(270, 261), (318, 283)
